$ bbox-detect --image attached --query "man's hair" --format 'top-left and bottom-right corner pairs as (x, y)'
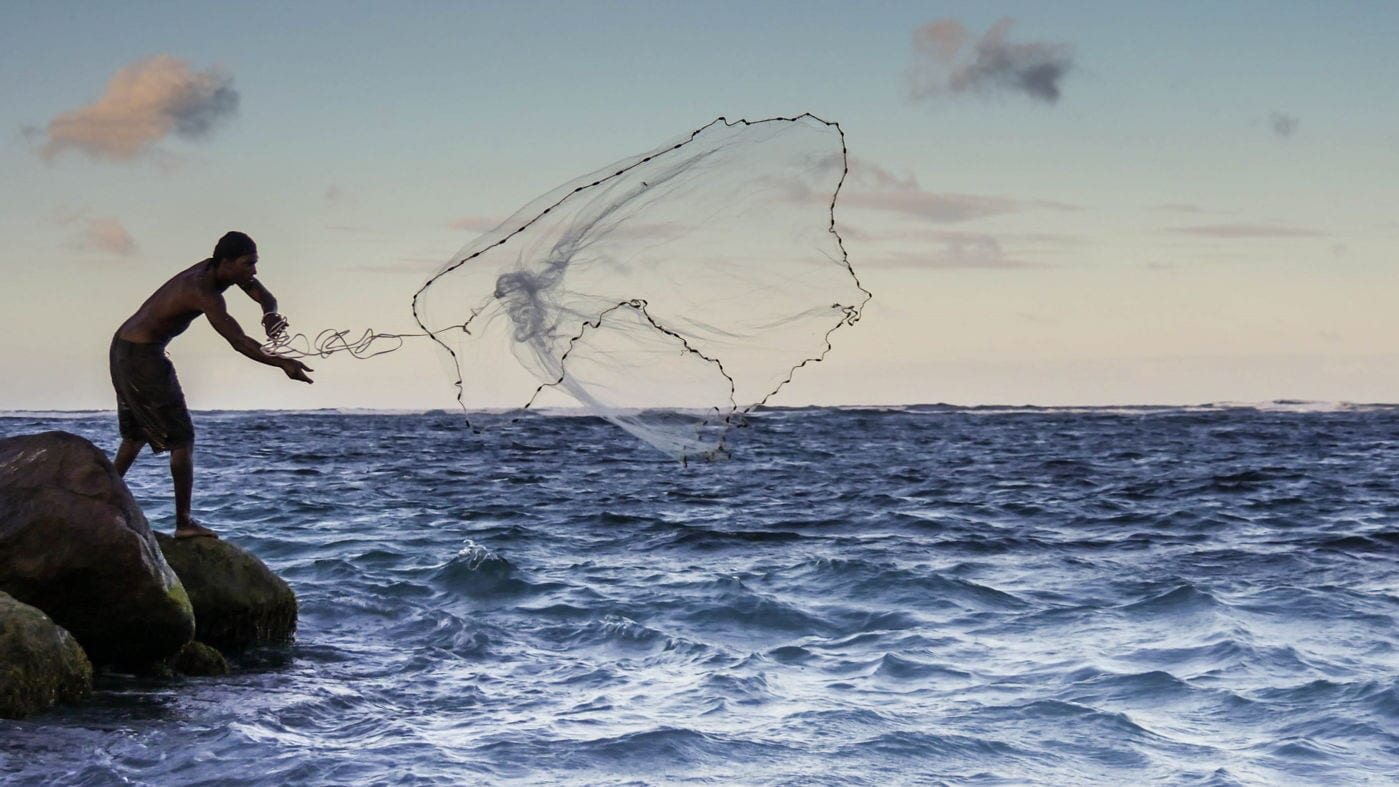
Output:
(213, 231), (257, 262)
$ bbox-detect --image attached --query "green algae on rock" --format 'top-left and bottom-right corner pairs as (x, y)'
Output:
(0, 591), (93, 719)
(172, 640), (231, 677)
(156, 533), (298, 651)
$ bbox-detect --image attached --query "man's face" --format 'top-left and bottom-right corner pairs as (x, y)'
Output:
(229, 252), (258, 284)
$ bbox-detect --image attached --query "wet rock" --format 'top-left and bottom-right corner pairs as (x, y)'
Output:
(0, 591), (93, 719)
(155, 534), (297, 650)
(172, 640), (230, 676)
(0, 432), (195, 668)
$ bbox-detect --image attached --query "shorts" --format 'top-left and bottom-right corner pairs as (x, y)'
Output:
(110, 335), (195, 453)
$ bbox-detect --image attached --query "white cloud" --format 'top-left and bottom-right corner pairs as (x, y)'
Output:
(41, 56), (239, 161)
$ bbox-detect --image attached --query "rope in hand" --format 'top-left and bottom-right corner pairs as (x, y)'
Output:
(260, 312), (474, 360)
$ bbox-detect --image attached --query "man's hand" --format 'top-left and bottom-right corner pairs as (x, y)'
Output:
(262, 312), (289, 341)
(280, 358), (314, 384)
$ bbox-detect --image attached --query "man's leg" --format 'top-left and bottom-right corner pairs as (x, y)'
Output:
(114, 438), (145, 476)
(170, 444), (216, 538)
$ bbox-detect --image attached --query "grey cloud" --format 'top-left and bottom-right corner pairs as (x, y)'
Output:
(909, 18), (1074, 104)
(41, 56), (239, 161)
(1269, 111), (1299, 138)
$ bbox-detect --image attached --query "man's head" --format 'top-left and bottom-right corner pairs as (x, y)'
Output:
(212, 231), (258, 285)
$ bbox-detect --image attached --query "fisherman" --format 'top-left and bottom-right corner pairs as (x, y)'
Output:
(110, 231), (313, 538)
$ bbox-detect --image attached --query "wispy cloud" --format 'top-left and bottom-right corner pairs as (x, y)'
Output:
(40, 56), (238, 161)
(909, 18), (1074, 104)
(901, 228), (1083, 248)
(843, 190), (1025, 223)
(841, 156), (1078, 224)
(1168, 223), (1324, 238)
(868, 236), (1044, 271)
(62, 215), (138, 256)
(1269, 111), (1299, 138)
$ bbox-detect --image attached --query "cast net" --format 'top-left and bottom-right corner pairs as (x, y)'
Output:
(411, 114), (869, 461)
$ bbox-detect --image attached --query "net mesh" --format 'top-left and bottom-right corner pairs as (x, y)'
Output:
(412, 114), (869, 460)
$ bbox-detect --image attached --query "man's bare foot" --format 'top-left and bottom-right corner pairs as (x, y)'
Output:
(174, 520), (219, 540)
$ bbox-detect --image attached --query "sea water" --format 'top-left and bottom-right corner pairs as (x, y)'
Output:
(1, 406), (1396, 785)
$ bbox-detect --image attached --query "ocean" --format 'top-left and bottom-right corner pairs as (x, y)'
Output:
(1, 405), (1396, 785)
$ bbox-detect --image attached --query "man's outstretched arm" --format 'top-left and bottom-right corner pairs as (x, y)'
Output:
(205, 293), (313, 383)
(238, 277), (288, 337)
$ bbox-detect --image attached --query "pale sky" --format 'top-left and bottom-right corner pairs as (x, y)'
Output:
(3, 1), (1397, 410)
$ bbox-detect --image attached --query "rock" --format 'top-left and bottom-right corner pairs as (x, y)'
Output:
(172, 641), (230, 676)
(155, 533), (297, 650)
(0, 431), (195, 668)
(0, 591), (93, 718)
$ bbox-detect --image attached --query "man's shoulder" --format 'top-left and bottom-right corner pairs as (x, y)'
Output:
(163, 262), (221, 307)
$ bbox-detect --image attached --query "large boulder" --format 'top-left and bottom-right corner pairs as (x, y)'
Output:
(0, 591), (93, 718)
(155, 534), (297, 651)
(0, 431), (195, 667)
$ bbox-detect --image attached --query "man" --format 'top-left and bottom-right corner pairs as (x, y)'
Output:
(110, 231), (313, 539)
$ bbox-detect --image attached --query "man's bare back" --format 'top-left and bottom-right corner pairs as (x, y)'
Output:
(111, 231), (312, 540)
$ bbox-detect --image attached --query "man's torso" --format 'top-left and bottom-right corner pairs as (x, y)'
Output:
(117, 260), (219, 345)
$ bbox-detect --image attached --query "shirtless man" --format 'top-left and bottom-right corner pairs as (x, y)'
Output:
(110, 231), (313, 539)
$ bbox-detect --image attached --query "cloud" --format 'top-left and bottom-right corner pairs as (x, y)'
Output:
(1269, 111), (1299, 138)
(909, 18), (1074, 104)
(40, 56), (239, 161)
(1168, 223), (1324, 238)
(839, 156), (1078, 224)
(869, 235), (1044, 270)
(70, 217), (138, 256)
(843, 190), (1024, 223)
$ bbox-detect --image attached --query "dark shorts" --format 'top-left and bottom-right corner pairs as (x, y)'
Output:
(110, 335), (195, 453)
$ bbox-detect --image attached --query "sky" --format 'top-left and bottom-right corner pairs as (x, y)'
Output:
(2, 1), (1397, 410)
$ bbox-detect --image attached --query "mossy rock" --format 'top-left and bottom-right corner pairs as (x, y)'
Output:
(172, 641), (230, 676)
(0, 591), (93, 719)
(155, 534), (297, 651)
